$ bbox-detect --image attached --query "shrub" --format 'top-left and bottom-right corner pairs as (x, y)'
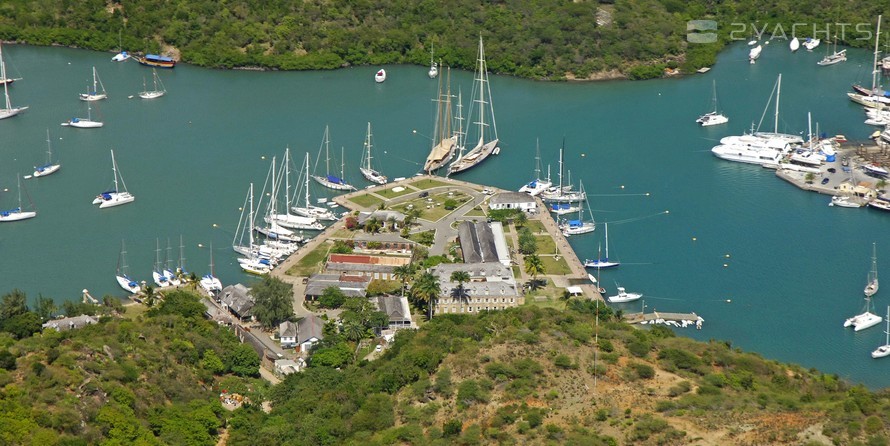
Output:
(658, 348), (702, 370)
(318, 287), (347, 309)
(635, 363), (655, 379)
(627, 340), (651, 357)
(668, 381), (691, 397)
(443, 419), (462, 437)
(553, 354), (574, 369)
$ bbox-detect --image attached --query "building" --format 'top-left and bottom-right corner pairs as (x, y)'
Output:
(220, 283), (255, 321)
(274, 358), (306, 377)
(357, 210), (406, 226)
(201, 297), (233, 325)
(430, 262), (523, 315)
(458, 221), (498, 263)
(376, 295), (414, 329)
(488, 221), (512, 267)
(353, 232), (414, 254)
(279, 321), (298, 348)
(326, 253), (411, 281)
(296, 315), (325, 354)
(42, 315), (97, 332)
(489, 191), (537, 212)
(304, 273), (371, 300)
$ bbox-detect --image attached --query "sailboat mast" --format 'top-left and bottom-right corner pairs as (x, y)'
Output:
(324, 126), (331, 175)
(711, 80), (718, 113)
(92, 67), (97, 93)
(605, 223), (609, 259)
(45, 129), (52, 163)
(455, 89), (465, 159)
(270, 156), (277, 217)
(16, 176), (23, 209)
(283, 147), (291, 210)
(209, 241), (215, 275)
(248, 183), (255, 248)
(179, 235), (186, 271)
(873, 16), (883, 91)
(534, 139), (541, 180)
(340, 146), (346, 180)
(774, 73), (781, 134)
(110, 150), (119, 192)
(474, 35), (487, 148)
(1, 44), (10, 110)
(304, 152), (311, 208)
(365, 122), (372, 170)
(558, 143), (564, 193)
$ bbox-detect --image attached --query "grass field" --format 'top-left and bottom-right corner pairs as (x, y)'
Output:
(534, 235), (557, 255)
(524, 220), (547, 234)
(465, 206), (486, 217)
(348, 193), (385, 208)
(376, 187), (416, 199)
(538, 255), (572, 275)
(392, 191), (470, 222)
(286, 242), (331, 277)
(330, 228), (355, 239)
(411, 179), (452, 190)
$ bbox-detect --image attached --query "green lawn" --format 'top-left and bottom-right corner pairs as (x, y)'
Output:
(534, 235), (557, 255)
(465, 206), (486, 217)
(330, 228), (355, 239)
(392, 191), (470, 222)
(376, 187), (415, 199)
(348, 193), (385, 208)
(511, 265), (521, 278)
(506, 236), (515, 250)
(538, 255), (572, 275)
(524, 220), (547, 234)
(412, 179), (452, 190)
(286, 242), (331, 277)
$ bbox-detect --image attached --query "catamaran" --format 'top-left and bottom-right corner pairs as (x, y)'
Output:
(0, 176), (36, 222)
(0, 42), (27, 120)
(560, 180), (595, 236)
(424, 68), (458, 173)
(845, 296), (882, 331)
(92, 149), (135, 208)
(26, 129), (61, 179)
(873, 306), (890, 358)
(518, 139), (552, 196)
(448, 36), (500, 175)
(292, 151), (336, 221)
(200, 242), (224, 294)
(79, 66), (107, 101)
(696, 80), (728, 126)
(359, 122), (387, 184)
(584, 223), (620, 268)
(62, 100), (103, 128)
(865, 242), (879, 297)
(138, 68), (166, 99)
(115, 240), (141, 294)
(312, 126), (356, 191)
(265, 150), (324, 232)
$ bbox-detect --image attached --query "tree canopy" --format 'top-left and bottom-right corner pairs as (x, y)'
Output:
(250, 276), (294, 330)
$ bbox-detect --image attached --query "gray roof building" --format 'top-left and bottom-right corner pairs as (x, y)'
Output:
(279, 320), (298, 339)
(220, 283), (255, 320)
(376, 295), (413, 328)
(458, 221), (498, 263)
(358, 210), (406, 225)
(305, 274), (370, 298)
(296, 314), (325, 345)
(490, 191), (536, 206)
(431, 262), (520, 299)
(42, 315), (98, 332)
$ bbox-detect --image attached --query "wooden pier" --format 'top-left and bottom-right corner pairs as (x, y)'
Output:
(624, 311), (703, 329)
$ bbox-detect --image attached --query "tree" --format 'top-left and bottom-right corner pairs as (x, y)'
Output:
(319, 286), (347, 308)
(515, 211), (528, 228)
(411, 272), (441, 320)
(311, 342), (352, 368)
(250, 276), (295, 330)
(524, 254), (546, 289)
(1, 312), (42, 339)
(340, 315), (367, 342)
(0, 289), (28, 321)
(225, 343), (260, 377)
(518, 227), (537, 255)
(365, 217), (382, 233)
(148, 290), (205, 319)
(34, 295), (57, 321)
(450, 270), (471, 309)
(393, 264), (417, 296)
(331, 240), (353, 254)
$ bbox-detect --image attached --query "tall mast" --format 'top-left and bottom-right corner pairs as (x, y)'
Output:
(365, 122), (373, 171)
(605, 223), (610, 259)
(16, 175), (23, 209)
(270, 156), (277, 218)
(92, 67), (97, 93)
(209, 241), (215, 276)
(454, 88), (465, 159)
(45, 128), (52, 164)
(473, 35), (488, 148)
(324, 126), (331, 175)
(110, 150), (119, 192)
(558, 140), (565, 192)
(1, 43), (10, 110)
(873, 16), (883, 91)
(340, 146), (346, 180)
(774, 74), (781, 134)
(179, 235), (186, 272)
(534, 138), (541, 180)
(283, 147), (291, 210)
(304, 152), (311, 208)
(248, 183), (255, 248)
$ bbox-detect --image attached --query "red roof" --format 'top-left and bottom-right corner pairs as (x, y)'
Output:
(329, 254), (374, 265)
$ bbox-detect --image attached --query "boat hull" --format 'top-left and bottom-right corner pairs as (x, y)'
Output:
(312, 175), (356, 191)
(0, 106), (28, 120)
(872, 345), (890, 358)
(360, 168), (387, 184)
(98, 192), (135, 208)
(79, 93), (107, 101)
(0, 209), (36, 222)
(583, 259), (620, 269)
(32, 164), (61, 178)
(116, 275), (141, 294)
(448, 139), (499, 175)
(63, 119), (103, 128)
(607, 292), (642, 303)
(136, 55), (176, 68)
(138, 91), (165, 99)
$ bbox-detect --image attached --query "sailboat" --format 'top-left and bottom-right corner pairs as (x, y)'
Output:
(164, 238), (182, 286)
(560, 180), (595, 236)
(200, 242), (223, 294)
(428, 45), (438, 79)
(92, 149), (135, 208)
(817, 35), (847, 66)
(448, 36), (500, 175)
(111, 30), (130, 62)
(748, 45), (762, 64)
(62, 100), (103, 128)
(359, 122), (387, 184)
(518, 139), (552, 196)
(176, 235), (190, 281)
(541, 143), (585, 203)
(696, 80), (728, 126)
(311, 126), (355, 191)
(115, 240), (141, 294)
(152, 239), (171, 288)
(0, 176), (36, 222)
(79, 66), (107, 101)
(138, 68), (166, 99)
(232, 183), (274, 275)
(607, 285), (642, 303)
(267, 147), (324, 231)
(873, 306), (890, 358)
(292, 151), (336, 221)
(789, 37), (800, 52)
(255, 156), (307, 243)
(424, 67), (457, 173)
(852, 15), (887, 97)
(583, 223), (620, 268)
(845, 296), (882, 331)
(26, 129), (61, 179)
(865, 242), (879, 297)
(0, 42), (28, 120)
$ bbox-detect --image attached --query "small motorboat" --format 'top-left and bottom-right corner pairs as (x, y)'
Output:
(375, 69), (386, 83)
(790, 37), (800, 52)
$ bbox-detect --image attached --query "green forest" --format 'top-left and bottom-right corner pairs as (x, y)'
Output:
(0, 0), (887, 79)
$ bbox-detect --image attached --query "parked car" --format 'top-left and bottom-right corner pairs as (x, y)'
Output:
(419, 191), (429, 198)
(375, 345), (383, 352)
(821, 178), (830, 185)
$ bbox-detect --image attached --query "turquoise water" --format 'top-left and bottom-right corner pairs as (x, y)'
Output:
(2, 42), (890, 388)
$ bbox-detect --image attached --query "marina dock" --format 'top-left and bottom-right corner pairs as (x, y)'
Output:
(624, 311), (703, 329)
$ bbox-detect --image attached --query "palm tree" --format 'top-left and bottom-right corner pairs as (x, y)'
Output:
(450, 270), (471, 310)
(393, 264), (417, 296)
(341, 316), (367, 342)
(411, 271), (441, 320)
(524, 254), (546, 289)
(515, 211), (528, 228)
(365, 217), (382, 233)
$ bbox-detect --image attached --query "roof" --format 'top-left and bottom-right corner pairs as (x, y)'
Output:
(566, 286), (584, 295)
(305, 273), (370, 297)
(296, 315), (325, 344)
(431, 262), (519, 299)
(220, 283), (255, 317)
(328, 253), (411, 266)
(458, 221), (498, 263)
(42, 315), (98, 331)
(490, 191), (536, 205)
(357, 210), (406, 225)
(279, 321), (298, 338)
(354, 232), (414, 244)
(326, 263), (397, 274)
(377, 295), (413, 323)
(201, 298), (232, 323)
(489, 222), (512, 266)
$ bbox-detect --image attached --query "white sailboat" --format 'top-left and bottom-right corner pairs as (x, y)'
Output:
(542, 143), (585, 203)
(232, 183), (274, 275)
(115, 240), (141, 294)
(584, 223), (620, 268)
(424, 67), (458, 173)
(138, 68), (166, 99)
(803, 37), (820, 51)
(0, 176), (36, 222)
(266, 150), (324, 231)
(844, 296), (882, 331)
(0, 42), (28, 120)
(696, 80), (728, 126)
(789, 37), (800, 52)
(164, 238), (182, 286)
(255, 156), (305, 243)
(200, 242), (223, 294)
(448, 35), (500, 175)
(92, 149), (135, 208)
(312, 126), (356, 191)
(111, 30), (130, 62)
(851, 15), (885, 99)
(518, 139), (552, 196)
(865, 242), (879, 297)
(152, 239), (171, 288)
(292, 151), (337, 221)
(62, 100), (103, 128)
(359, 122), (387, 184)
(560, 180), (595, 236)
(79, 66), (107, 101)
(607, 286), (642, 303)
(817, 35), (847, 66)
(26, 129), (61, 179)
(428, 45), (438, 79)
(176, 235), (190, 281)
(872, 306), (890, 358)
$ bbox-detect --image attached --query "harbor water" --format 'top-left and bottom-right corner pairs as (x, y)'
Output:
(1, 42), (889, 388)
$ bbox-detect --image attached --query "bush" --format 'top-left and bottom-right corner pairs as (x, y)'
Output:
(443, 199), (458, 210)
(553, 354), (574, 369)
(627, 340), (651, 357)
(635, 363), (655, 379)
(443, 419), (462, 437)
(318, 287), (347, 309)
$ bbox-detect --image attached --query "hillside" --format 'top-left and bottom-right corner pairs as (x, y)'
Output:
(0, 1), (887, 79)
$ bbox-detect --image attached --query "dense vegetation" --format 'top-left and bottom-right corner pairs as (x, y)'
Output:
(0, 1), (887, 79)
(0, 289), (261, 445)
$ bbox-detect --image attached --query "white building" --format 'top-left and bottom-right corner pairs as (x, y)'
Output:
(489, 192), (537, 212)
